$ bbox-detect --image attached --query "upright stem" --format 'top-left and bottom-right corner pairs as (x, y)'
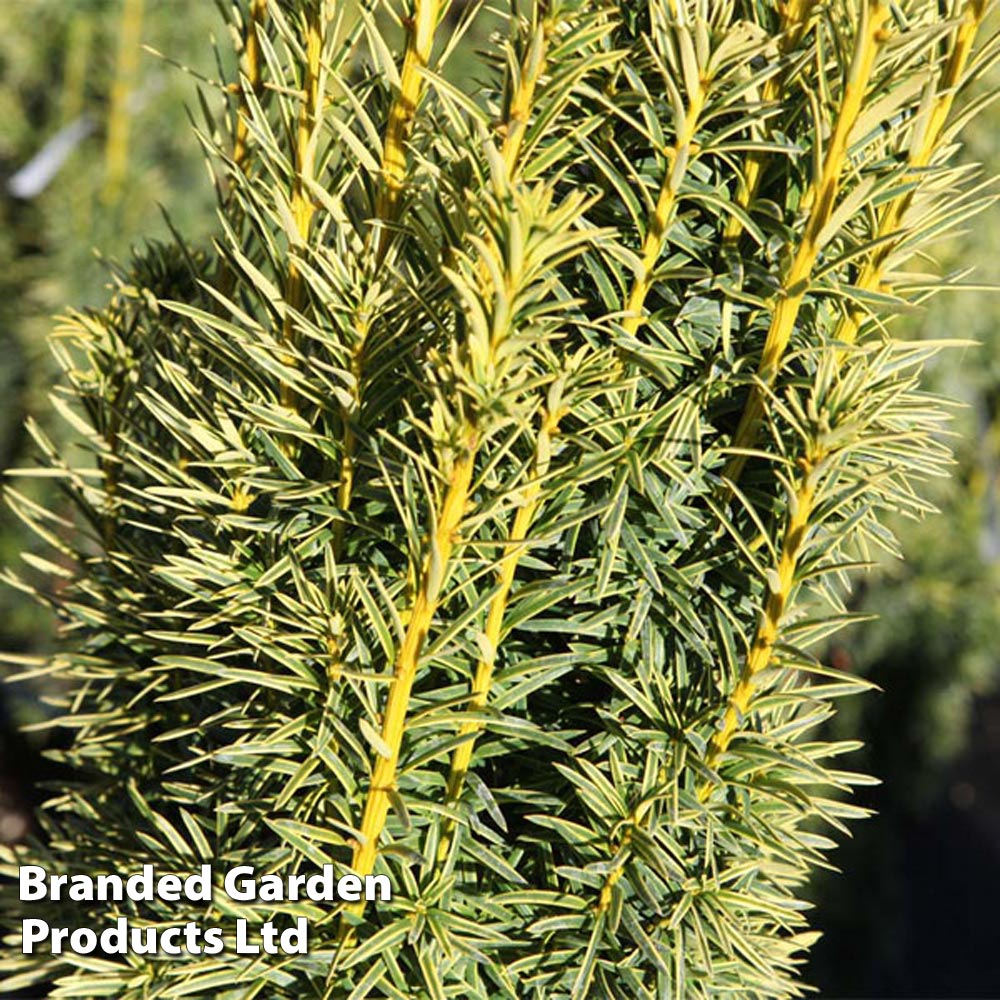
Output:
(332, 309), (368, 557)
(61, 14), (92, 127)
(832, 0), (986, 348)
(217, 0), (268, 303)
(64, 15), (95, 307)
(437, 408), (557, 862)
(440, 30), (705, 855)
(279, 2), (326, 411)
(348, 8), (558, 886)
(597, 451), (823, 910)
(622, 80), (706, 335)
(499, 18), (549, 179)
(373, 0), (441, 255)
(102, 0), (144, 205)
(334, 0), (441, 554)
(346, 437), (477, 904)
(722, 2), (890, 487)
(436, 18), (570, 862)
(723, 0), (815, 243)
(592, 66), (710, 916)
(698, 451), (822, 802)
(231, 0), (268, 178)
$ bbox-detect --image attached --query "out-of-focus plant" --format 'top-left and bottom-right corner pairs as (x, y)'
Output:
(0, 0), (222, 848)
(0, 0), (221, 631)
(805, 33), (1000, 991)
(0, 0), (220, 296)
(1, 1), (998, 997)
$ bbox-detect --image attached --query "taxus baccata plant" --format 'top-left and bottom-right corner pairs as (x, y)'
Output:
(0, 0), (996, 997)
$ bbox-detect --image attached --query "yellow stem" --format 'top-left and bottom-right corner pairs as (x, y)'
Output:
(332, 310), (369, 558)
(437, 408), (559, 862)
(373, 0), (440, 252)
(216, 0), (268, 304)
(596, 777), (664, 911)
(64, 15), (94, 272)
(723, 0), (816, 243)
(500, 20), (549, 178)
(622, 79), (707, 338)
(597, 451), (823, 909)
(433, 22), (556, 859)
(594, 76), (711, 916)
(231, 0), (268, 177)
(61, 14), (92, 127)
(697, 455), (820, 802)
(102, 0), (144, 205)
(98, 0), (142, 542)
(722, 2), (890, 486)
(280, 4), (325, 410)
(347, 440), (477, 904)
(833, 0), (986, 348)
(597, 866), (623, 913)
(336, 0), (441, 543)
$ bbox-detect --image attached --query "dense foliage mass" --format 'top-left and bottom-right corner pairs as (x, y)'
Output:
(1, 1), (997, 997)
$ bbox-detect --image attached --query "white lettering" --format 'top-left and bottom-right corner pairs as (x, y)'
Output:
(50, 926), (70, 954)
(125, 864), (153, 901)
(96, 874), (124, 899)
(69, 927), (97, 954)
(306, 867), (334, 901)
(281, 918), (308, 954)
(224, 865), (257, 902)
(338, 874), (362, 901)
(258, 874), (282, 901)
(159, 926), (182, 956)
(157, 873), (182, 901)
(235, 918), (259, 954)
(19, 866), (47, 902)
(286, 873), (307, 900)
(184, 865), (211, 901)
(366, 874), (392, 901)
(203, 927), (224, 955)
(21, 918), (49, 953)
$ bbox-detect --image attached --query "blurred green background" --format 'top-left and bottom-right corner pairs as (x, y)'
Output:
(0, 0), (222, 856)
(0, 2), (998, 996)
(0, 0), (221, 647)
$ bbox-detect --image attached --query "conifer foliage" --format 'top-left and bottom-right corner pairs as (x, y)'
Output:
(1, 1), (996, 996)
